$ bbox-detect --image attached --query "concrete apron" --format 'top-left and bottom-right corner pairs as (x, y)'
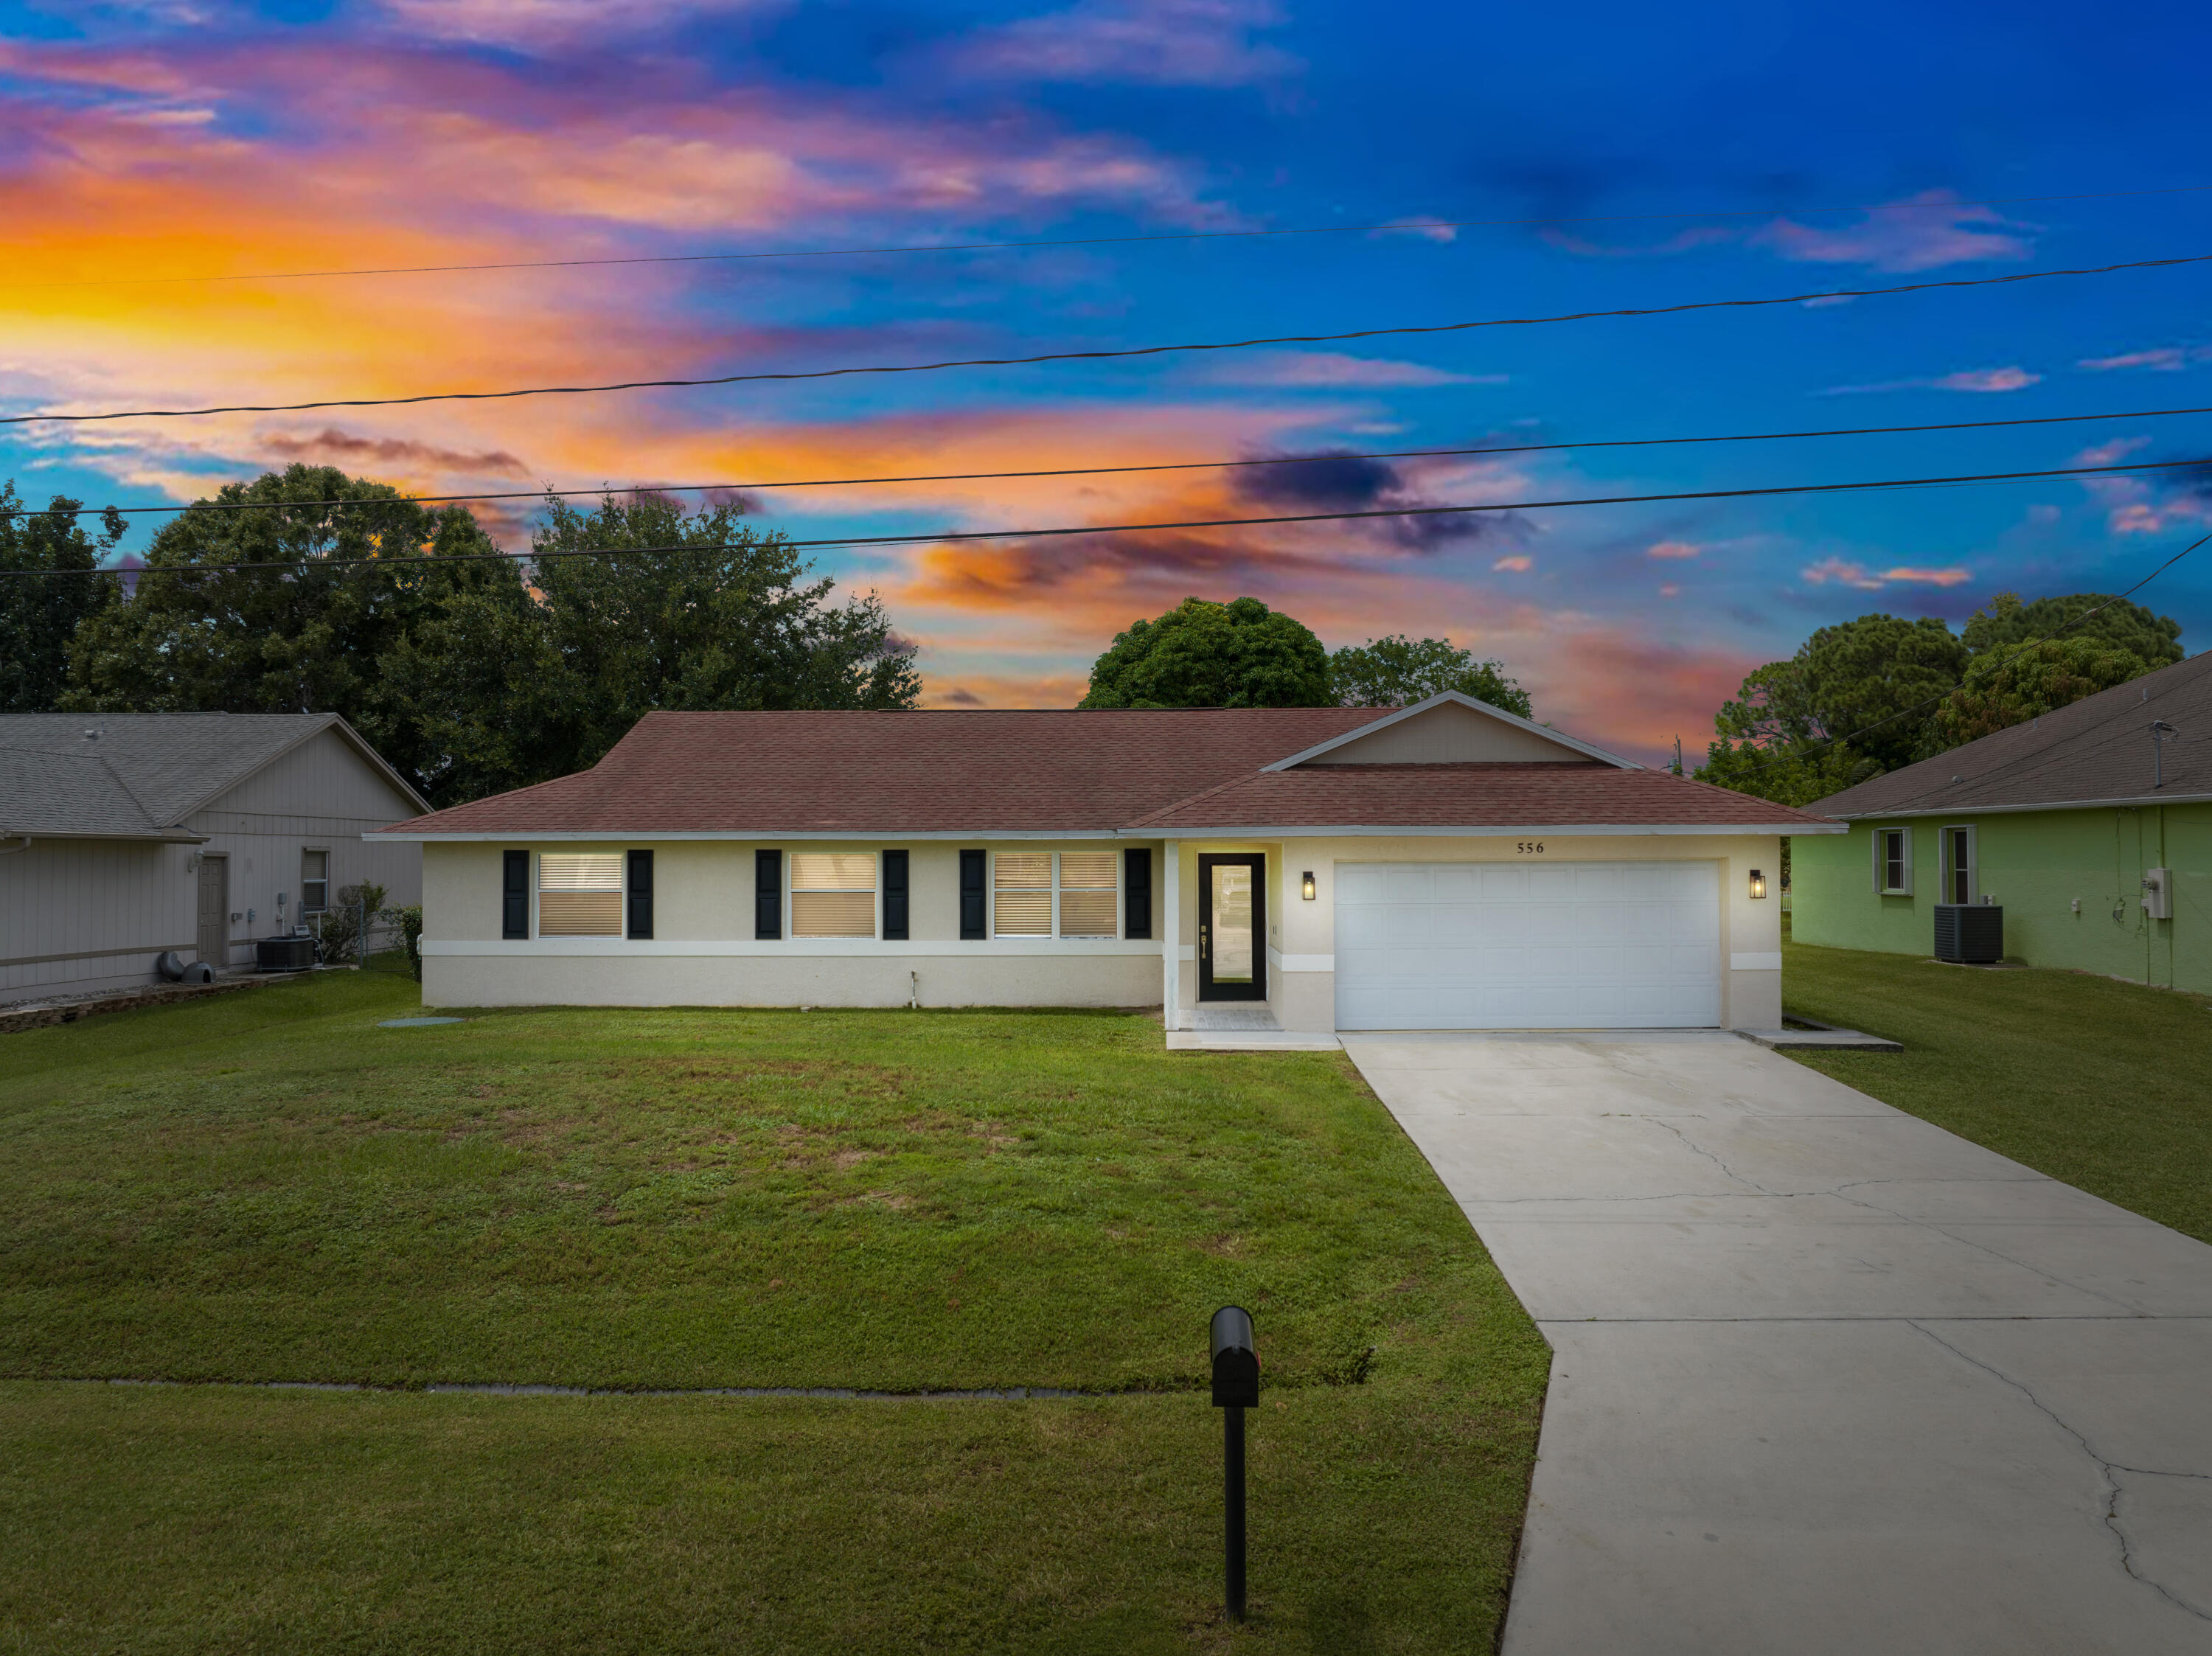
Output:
(1343, 1032), (2212, 1655)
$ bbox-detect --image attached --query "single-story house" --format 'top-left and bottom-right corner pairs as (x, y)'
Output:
(379, 692), (1833, 1034)
(1793, 649), (2209, 993)
(1, 712), (429, 1003)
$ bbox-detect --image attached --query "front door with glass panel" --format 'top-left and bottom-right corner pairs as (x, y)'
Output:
(1198, 854), (1265, 1001)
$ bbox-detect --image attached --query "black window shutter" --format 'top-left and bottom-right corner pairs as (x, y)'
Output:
(1123, 847), (1152, 939)
(502, 849), (529, 939)
(959, 849), (987, 940)
(627, 849), (654, 940)
(883, 850), (909, 940)
(755, 849), (782, 939)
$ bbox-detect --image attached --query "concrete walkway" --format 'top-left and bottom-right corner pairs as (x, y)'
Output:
(1344, 1032), (2212, 1654)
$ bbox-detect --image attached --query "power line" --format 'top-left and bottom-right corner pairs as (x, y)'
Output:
(9, 251), (2206, 430)
(10, 400), (2212, 521)
(8, 453), (2206, 581)
(9, 184), (2208, 292)
(1721, 529), (2212, 782)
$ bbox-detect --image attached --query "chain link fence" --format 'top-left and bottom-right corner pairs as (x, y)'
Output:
(312, 884), (422, 980)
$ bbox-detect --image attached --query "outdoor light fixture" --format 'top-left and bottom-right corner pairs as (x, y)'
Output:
(1749, 869), (1767, 900)
(1210, 1306), (1260, 1623)
(1300, 871), (1316, 901)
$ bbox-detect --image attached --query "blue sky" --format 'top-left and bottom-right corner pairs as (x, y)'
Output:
(4, 0), (2208, 754)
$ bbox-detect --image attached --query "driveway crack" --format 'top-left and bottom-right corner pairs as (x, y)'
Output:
(1909, 1321), (2212, 1624)
(1643, 1117), (1776, 1195)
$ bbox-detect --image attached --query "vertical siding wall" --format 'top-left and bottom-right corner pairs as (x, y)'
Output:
(0, 839), (197, 1001)
(1790, 804), (2211, 994)
(178, 728), (424, 971)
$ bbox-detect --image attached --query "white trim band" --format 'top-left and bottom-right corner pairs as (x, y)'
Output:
(425, 939), (1165, 959)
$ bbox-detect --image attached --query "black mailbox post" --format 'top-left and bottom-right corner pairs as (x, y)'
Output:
(1210, 1306), (1259, 1621)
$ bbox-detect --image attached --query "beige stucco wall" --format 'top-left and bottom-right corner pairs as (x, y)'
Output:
(420, 838), (1162, 1008)
(417, 833), (1782, 1025)
(1162, 834), (1784, 1032)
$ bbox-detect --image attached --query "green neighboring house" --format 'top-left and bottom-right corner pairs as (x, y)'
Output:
(1793, 650), (2210, 992)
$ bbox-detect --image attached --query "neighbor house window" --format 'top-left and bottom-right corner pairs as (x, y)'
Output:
(300, 849), (329, 914)
(1941, 825), (1977, 905)
(1872, 827), (1912, 896)
(992, 851), (1120, 939)
(538, 852), (623, 936)
(791, 852), (877, 938)
(993, 852), (1052, 936)
(1058, 852), (1119, 938)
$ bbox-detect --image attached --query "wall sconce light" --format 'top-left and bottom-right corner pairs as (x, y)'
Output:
(1301, 871), (1316, 901)
(1748, 869), (1767, 900)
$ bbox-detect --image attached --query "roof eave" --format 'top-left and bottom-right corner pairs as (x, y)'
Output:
(0, 827), (209, 843)
(380, 821), (1837, 841)
(1827, 790), (2212, 820)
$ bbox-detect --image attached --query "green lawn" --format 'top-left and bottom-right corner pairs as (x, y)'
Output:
(1781, 928), (2212, 1243)
(0, 973), (1546, 1654)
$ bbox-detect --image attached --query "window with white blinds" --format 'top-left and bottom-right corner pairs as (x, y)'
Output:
(1058, 852), (1119, 937)
(539, 853), (623, 936)
(791, 852), (877, 937)
(992, 852), (1052, 936)
(992, 850), (1120, 939)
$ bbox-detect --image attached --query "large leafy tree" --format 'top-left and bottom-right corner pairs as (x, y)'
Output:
(1961, 591), (2182, 667)
(0, 485), (125, 713)
(1693, 615), (1966, 803)
(1079, 596), (1331, 709)
(63, 465), (512, 798)
(382, 493), (920, 799)
(1795, 613), (1969, 772)
(1921, 636), (2154, 753)
(1697, 591), (2183, 805)
(1694, 659), (1881, 805)
(1328, 633), (1532, 716)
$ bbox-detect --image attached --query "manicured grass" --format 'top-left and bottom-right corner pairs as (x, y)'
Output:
(1781, 928), (2212, 1242)
(0, 973), (1545, 1652)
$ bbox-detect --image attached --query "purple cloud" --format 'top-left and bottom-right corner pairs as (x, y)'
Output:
(956, 0), (1297, 86)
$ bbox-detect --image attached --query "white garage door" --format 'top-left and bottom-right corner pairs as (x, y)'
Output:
(1334, 861), (1722, 1030)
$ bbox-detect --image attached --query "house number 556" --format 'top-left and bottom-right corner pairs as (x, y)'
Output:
(1516, 841), (1545, 855)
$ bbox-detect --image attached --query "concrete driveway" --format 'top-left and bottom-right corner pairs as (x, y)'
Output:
(1344, 1032), (2212, 1655)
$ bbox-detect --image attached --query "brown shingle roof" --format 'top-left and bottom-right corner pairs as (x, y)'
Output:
(1810, 650), (2212, 818)
(386, 707), (1832, 835)
(392, 708), (1381, 833)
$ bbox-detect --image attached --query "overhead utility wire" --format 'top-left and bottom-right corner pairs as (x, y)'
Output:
(11, 400), (2212, 521)
(12, 184), (2209, 291)
(9, 454), (2206, 582)
(9, 251), (2205, 429)
(1728, 529), (2212, 782)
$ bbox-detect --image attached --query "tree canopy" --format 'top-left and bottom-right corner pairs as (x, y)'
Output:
(1697, 592), (2183, 805)
(382, 493), (919, 799)
(1960, 591), (2182, 667)
(63, 465), (512, 798)
(1328, 633), (1532, 717)
(1079, 596), (1332, 709)
(1920, 636), (2154, 752)
(0, 487), (124, 714)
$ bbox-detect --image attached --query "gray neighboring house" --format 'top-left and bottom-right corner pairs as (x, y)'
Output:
(1, 713), (429, 1003)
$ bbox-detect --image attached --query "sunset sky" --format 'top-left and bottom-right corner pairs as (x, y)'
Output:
(4, 0), (2210, 761)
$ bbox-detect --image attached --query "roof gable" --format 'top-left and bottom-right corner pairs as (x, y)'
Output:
(0, 712), (429, 829)
(1264, 692), (1637, 770)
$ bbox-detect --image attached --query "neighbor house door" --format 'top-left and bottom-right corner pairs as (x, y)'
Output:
(195, 855), (229, 969)
(1197, 853), (1265, 1002)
